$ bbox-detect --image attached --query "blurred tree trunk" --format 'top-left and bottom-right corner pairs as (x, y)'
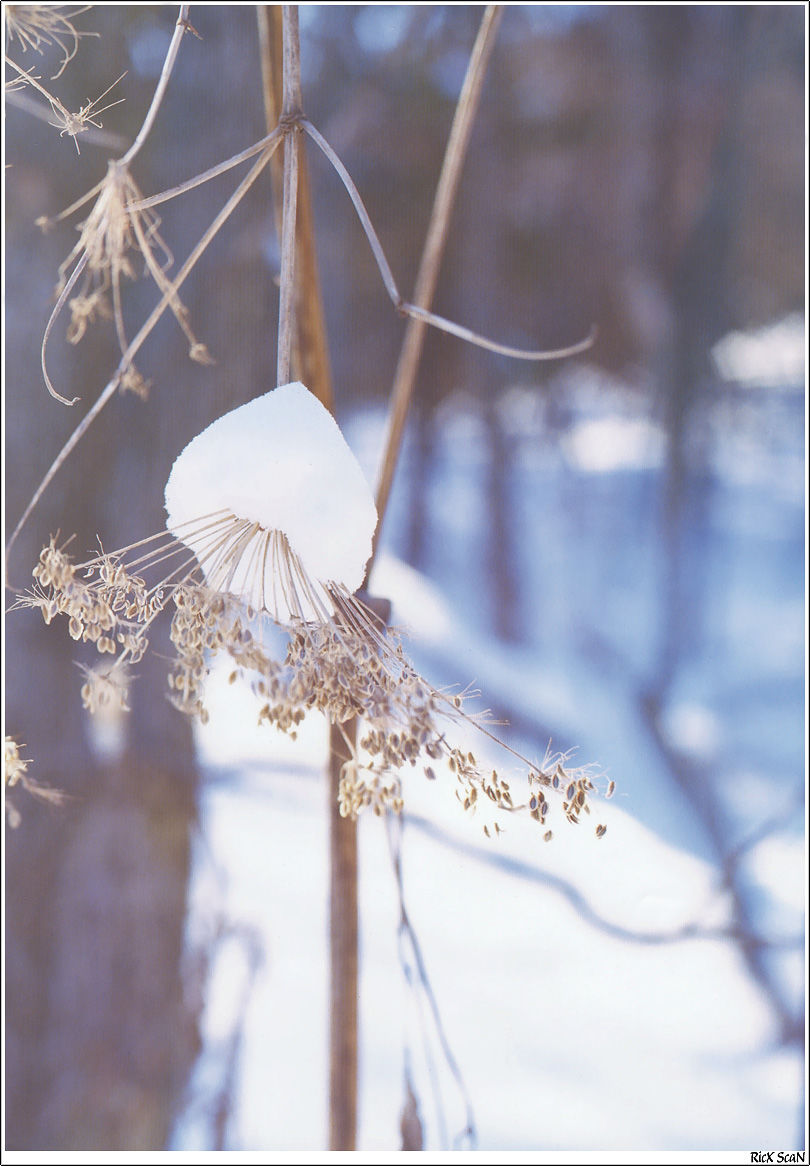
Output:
(484, 393), (521, 643)
(4, 331), (201, 1149)
(4, 177), (201, 1154)
(644, 6), (743, 697)
(404, 400), (435, 570)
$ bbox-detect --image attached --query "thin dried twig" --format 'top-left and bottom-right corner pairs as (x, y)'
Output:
(130, 127), (285, 211)
(302, 115), (595, 370)
(386, 814), (477, 1150)
(40, 253), (88, 404)
(120, 4), (191, 167)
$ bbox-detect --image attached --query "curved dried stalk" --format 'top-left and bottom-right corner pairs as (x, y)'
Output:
(39, 254), (87, 404)
(119, 5), (192, 168)
(302, 117), (596, 365)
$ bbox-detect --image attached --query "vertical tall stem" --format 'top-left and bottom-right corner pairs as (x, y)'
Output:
(328, 722), (359, 1151)
(258, 5), (334, 408)
(259, 6), (357, 1148)
(276, 6), (301, 387)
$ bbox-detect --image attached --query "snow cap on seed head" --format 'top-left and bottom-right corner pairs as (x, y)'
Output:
(164, 382), (377, 618)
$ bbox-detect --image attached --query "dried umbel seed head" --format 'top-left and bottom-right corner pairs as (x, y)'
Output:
(4, 736), (31, 789)
(38, 160), (210, 403)
(18, 526), (611, 837)
(16, 384), (611, 840)
(4, 5), (96, 79)
(4, 735), (65, 827)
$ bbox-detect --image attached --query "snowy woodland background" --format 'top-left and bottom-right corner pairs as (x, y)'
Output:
(4, 3), (806, 1154)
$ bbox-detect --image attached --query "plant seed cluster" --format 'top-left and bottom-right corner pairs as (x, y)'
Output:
(18, 530), (610, 838)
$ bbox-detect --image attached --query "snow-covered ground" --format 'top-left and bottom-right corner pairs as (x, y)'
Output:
(170, 325), (806, 1153)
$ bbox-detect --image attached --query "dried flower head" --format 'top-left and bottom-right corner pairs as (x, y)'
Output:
(4, 736), (66, 826)
(16, 384), (610, 837)
(39, 158), (212, 403)
(4, 5), (96, 79)
(4, 53), (124, 155)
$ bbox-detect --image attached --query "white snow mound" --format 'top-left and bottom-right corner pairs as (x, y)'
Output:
(164, 383), (378, 600)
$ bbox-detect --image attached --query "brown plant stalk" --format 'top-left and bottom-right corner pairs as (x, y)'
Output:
(258, 5), (359, 1149)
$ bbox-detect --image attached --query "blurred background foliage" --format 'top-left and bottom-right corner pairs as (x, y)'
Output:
(4, 4), (805, 1151)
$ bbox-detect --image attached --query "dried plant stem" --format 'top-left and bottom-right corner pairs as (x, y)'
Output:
(257, 5), (333, 409)
(39, 176), (108, 225)
(260, 6), (356, 1149)
(276, 130), (299, 385)
(132, 126), (286, 211)
(41, 254), (88, 404)
(386, 814), (476, 1148)
(369, 4), (503, 570)
(257, 5), (286, 241)
(7, 138), (282, 570)
(328, 721), (359, 1152)
(4, 54), (64, 106)
(276, 6), (302, 386)
(303, 116), (595, 370)
(120, 4), (191, 167)
(303, 117), (400, 302)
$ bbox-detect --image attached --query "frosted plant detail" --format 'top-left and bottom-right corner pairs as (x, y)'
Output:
(16, 382), (609, 837)
(164, 382), (377, 620)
